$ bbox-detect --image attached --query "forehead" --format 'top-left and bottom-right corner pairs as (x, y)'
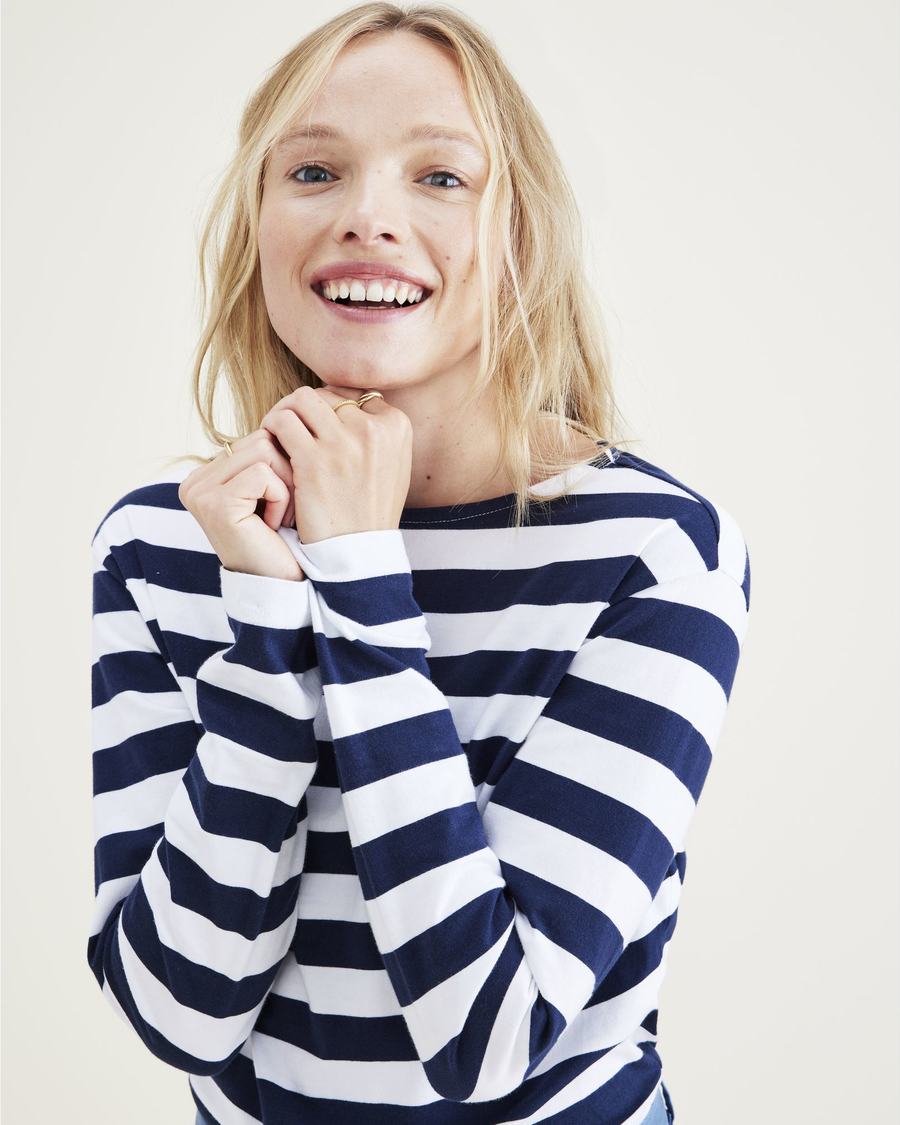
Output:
(326, 30), (465, 93)
(286, 31), (480, 144)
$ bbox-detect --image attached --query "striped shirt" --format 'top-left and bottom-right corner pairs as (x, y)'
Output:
(88, 445), (751, 1125)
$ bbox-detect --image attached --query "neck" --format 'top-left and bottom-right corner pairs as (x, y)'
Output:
(391, 380), (595, 509)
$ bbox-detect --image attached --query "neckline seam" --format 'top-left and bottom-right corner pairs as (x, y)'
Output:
(398, 448), (618, 526)
(400, 501), (516, 526)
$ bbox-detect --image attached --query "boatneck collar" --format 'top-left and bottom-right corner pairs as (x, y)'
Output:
(398, 443), (616, 526)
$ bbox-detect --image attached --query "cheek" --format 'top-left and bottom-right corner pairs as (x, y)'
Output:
(258, 204), (303, 271)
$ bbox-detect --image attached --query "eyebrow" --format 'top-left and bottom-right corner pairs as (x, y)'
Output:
(275, 122), (486, 158)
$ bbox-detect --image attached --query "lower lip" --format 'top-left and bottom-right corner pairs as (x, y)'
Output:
(313, 288), (430, 322)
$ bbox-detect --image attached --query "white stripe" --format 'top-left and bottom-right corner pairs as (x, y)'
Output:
(514, 719), (697, 852)
(631, 568), (748, 646)
(322, 666), (444, 740)
(308, 589), (432, 650)
(359, 846), (506, 953)
(480, 802), (650, 942)
(342, 754), (476, 846)
(305, 782), (348, 833)
(574, 634), (728, 750)
(432, 690), (548, 746)
(187, 1075), (262, 1125)
(294, 871), (368, 923)
(162, 776), (306, 897)
(141, 844), (300, 978)
(295, 527), (413, 583)
(630, 868), (681, 943)
(101, 976), (136, 1032)
(219, 564), (313, 630)
(189, 1076), (263, 1125)
(250, 1030), (439, 1104)
(93, 768), (185, 836)
(403, 516), (665, 573)
(92, 687), (193, 754)
(511, 905), (596, 1024)
(146, 581), (232, 643)
(468, 955), (535, 1100)
(423, 599), (608, 658)
(714, 501), (750, 586)
(640, 518), (709, 583)
(92, 607), (160, 660)
(116, 917), (254, 1064)
(271, 960), (401, 1018)
(89, 874), (139, 938)
(196, 651), (320, 722)
(197, 731), (316, 805)
(501, 1037), (646, 1121)
(394, 916), (514, 1060)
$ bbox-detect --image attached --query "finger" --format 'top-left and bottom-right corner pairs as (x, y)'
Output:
(197, 433), (296, 529)
(264, 410), (317, 469)
(319, 384), (363, 398)
(225, 462), (291, 530)
(309, 387), (372, 431)
(288, 384), (367, 438)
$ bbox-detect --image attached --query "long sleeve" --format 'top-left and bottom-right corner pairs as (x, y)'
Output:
(88, 518), (322, 1075)
(290, 513), (750, 1104)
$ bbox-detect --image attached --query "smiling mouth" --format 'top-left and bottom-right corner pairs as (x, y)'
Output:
(312, 281), (432, 309)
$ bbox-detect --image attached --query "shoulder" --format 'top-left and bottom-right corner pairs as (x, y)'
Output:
(587, 448), (751, 604)
(91, 459), (215, 586)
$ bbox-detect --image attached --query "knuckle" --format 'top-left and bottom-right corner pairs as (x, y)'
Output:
(193, 490), (213, 515)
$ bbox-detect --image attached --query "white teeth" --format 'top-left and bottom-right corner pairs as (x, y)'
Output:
(318, 277), (429, 304)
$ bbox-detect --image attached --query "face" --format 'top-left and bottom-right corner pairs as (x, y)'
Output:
(258, 30), (491, 392)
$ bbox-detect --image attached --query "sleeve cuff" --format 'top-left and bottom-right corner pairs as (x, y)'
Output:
(293, 529), (412, 584)
(219, 565), (312, 629)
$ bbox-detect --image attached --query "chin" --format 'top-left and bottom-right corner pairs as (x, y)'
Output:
(310, 359), (410, 389)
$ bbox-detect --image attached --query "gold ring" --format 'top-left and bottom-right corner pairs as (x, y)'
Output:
(332, 399), (363, 413)
(357, 392), (384, 406)
(222, 440), (234, 456)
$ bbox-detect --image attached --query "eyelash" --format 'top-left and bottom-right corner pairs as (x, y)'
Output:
(287, 161), (468, 190)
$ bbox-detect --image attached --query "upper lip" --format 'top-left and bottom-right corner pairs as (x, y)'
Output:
(310, 260), (433, 293)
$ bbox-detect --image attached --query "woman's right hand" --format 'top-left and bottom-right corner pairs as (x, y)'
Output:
(178, 430), (305, 582)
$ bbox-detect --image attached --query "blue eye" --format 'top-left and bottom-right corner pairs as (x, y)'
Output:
(291, 164), (334, 184)
(421, 170), (466, 189)
(288, 163), (467, 189)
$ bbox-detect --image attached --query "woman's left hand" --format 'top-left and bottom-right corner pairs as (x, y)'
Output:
(259, 383), (413, 545)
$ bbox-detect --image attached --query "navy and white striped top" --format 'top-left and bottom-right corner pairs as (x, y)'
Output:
(88, 445), (751, 1125)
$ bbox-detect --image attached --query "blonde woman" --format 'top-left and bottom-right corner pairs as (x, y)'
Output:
(88, 6), (751, 1124)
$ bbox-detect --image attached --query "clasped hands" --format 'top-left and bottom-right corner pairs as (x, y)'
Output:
(260, 383), (413, 545)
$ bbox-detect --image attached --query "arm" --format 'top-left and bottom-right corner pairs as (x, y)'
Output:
(88, 512), (321, 1075)
(292, 515), (750, 1103)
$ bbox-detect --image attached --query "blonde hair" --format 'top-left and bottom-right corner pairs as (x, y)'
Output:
(166, 2), (633, 528)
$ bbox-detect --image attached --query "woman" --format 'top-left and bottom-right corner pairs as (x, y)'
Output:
(88, 6), (750, 1124)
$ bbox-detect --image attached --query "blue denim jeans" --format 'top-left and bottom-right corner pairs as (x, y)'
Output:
(641, 1080), (675, 1124)
(195, 1081), (675, 1124)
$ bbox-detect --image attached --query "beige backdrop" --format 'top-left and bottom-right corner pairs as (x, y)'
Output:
(2, 1), (897, 1122)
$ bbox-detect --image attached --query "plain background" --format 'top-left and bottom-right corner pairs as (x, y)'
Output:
(2, 1), (898, 1122)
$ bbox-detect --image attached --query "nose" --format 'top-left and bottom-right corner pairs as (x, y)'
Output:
(330, 172), (410, 246)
